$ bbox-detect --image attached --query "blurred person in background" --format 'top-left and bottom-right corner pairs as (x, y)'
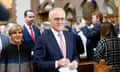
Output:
(64, 21), (84, 55)
(40, 21), (51, 33)
(81, 10), (103, 61)
(94, 22), (119, 72)
(0, 32), (10, 56)
(23, 9), (41, 51)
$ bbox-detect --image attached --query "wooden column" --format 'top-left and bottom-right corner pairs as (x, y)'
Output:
(9, 0), (16, 23)
(0, 0), (16, 22)
(31, 0), (40, 24)
(119, 0), (120, 25)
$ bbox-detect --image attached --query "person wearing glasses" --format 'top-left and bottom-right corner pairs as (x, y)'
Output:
(0, 24), (33, 72)
(33, 7), (80, 72)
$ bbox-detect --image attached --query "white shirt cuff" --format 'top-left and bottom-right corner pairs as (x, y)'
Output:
(55, 61), (58, 68)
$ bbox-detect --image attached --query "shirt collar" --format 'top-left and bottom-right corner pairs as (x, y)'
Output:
(51, 28), (63, 36)
(25, 23), (34, 29)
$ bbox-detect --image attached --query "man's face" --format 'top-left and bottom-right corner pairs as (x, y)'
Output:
(24, 12), (35, 25)
(92, 15), (98, 25)
(49, 10), (65, 32)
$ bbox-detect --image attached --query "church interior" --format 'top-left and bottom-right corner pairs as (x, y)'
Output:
(0, 0), (119, 72)
(0, 0), (119, 25)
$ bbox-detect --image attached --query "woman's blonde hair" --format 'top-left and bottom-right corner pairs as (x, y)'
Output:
(8, 24), (23, 35)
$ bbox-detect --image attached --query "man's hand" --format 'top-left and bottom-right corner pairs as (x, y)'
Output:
(69, 60), (78, 70)
(57, 58), (70, 67)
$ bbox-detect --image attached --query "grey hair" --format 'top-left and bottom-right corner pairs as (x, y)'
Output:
(48, 7), (65, 19)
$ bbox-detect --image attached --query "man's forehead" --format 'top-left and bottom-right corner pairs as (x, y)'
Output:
(27, 12), (34, 15)
(52, 12), (65, 18)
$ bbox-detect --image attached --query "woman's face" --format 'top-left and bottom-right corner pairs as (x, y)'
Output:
(10, 29), (23, 44)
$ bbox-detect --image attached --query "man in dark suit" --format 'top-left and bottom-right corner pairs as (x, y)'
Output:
(33, 7), (80, 72)
(23, 9), (41, 50)
(81, 10), (103, 61)
(0, 33), (10, 56)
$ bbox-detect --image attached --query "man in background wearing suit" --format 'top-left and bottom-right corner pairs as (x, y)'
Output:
(23, 9), (41, 51)
(0, 33), (10, 56)
(33, 7), (80, 72)
(81, 10), (103, 61)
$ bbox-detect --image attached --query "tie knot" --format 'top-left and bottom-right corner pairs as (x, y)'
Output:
(29, 26), (32, 29)
(58, 33), (62, 37)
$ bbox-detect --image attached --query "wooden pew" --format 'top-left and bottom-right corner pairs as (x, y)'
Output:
(94, 59), (112, 72)
(78, 59), (112, 72)
(78, 61), (96, 72)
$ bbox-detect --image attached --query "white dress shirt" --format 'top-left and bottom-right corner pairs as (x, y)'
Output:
(0, 37), (2, 55)
(24, 23), (35, 35)
(51, 28), (66, 68)
(51, 28), (66, 50)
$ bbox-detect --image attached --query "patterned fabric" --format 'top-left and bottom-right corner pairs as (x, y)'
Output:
(94, 38), (120, 72)
(0, 43), (32, 72)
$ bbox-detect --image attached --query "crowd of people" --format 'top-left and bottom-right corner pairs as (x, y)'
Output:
(0, 7), (120, 72)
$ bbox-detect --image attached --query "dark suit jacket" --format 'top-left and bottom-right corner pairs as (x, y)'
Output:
(0, 34), (10, 57)
(33, 30), (80, 72)
(73, 34), (84, 54)
(1, 34), (10, 48)
(23, 25), (41, 50)
(81, 22), (102, 61)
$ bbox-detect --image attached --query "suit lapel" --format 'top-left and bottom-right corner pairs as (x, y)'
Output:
(48, 30), (63, 57)
(63, 31), (71, 58)
(23, 25), (31, 37)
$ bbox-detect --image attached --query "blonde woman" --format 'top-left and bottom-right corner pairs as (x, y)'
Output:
(0, 24), (33, 72)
